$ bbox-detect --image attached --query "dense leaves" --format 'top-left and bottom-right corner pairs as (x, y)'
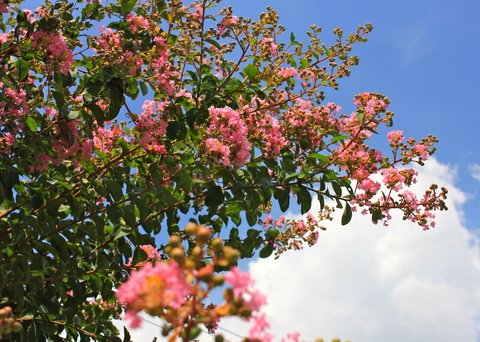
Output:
(0, 0), (447, 341)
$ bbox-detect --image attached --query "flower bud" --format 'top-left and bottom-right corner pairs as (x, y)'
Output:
(196, 226), (212, 244)
(197, 266), (213, 283)
(161, 324), (171, 336)
(169, 247), (185, 263)
(169, 235), (182, 247)
(184, 222), (199, 236)
(223, 288), (234, 302)
(223, 246), (239, 263)
(11, 322), (22, 333)
(212, 274), (224, 287)
(211, 237), (223, 250)
(163, 245), (172, 255)
(0, 307), (12, 319)
(237, 306), (252, 318)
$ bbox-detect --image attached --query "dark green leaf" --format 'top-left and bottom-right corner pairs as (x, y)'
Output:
(205, 186), (224, 207)
(17, 58), (29, 82)
(372, 209), (383, 223)
(274, 188), (290, 212)
(105, 180), (124, 203)
(259, 243), (274, 258)
(107, 206), (123, 223)
(331, 181), (342, 197)
(341, 203), (352, 225)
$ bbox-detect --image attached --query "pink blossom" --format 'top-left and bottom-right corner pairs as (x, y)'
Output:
(126, 14), (150, 33)
(116, 261), (190, 328)
(381, 167), (405, 191)
(206, 106), (251, 166)
(387, 130), (404, 144)
(32, 30), (73, 75)
(278, 67), (298, 78)
(217, 15), (238, 34)
(415, 144), (429, 160)
(261, 38), (278, 56)
(192, 4), (203, 20)
(224, 267), (253, 296)
(248, 313), (274, 342)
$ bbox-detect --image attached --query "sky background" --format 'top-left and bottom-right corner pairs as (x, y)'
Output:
(120, 0), (480, 341)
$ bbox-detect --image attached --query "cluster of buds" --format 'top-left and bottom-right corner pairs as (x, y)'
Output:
(0, 307), (22, 340)
(117, 223), (269, 342)
(262, 208), (334, 258)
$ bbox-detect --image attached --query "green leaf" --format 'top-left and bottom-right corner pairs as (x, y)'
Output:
(106, 80), (124, 120)
(260, 177), (273, 191)
(67, 110), (80, 120)
(274, 188), (290, 212)
(206, 38), (221, 50)
(372, 209), (383, 223)
(24, 116), (37, 131)
(332, 181), (342, 197)
(205, 186), (224, 207)
(17, 58), (29, 82)
(158, 187), (178, 207)
(0, 181), (4, 204)
(296, 186), (312, 214)
(341, 203), (352, 225)
(244, 64), (258, 79)
(307, 153), (330, 165)
(112, 226), (131, 240)
(107, 206), (123, 223)
(259, 243), (274, 258)
(121, 0), (136, 13)
(140, 81), (149, 95)
(86, 103), (105, 126)
(176, 172), (192, 193)
(105, 180), (124, 203)
(299, 58), (309, 70)
(330, 135), (349, 143)
(149, 163), (164, 184)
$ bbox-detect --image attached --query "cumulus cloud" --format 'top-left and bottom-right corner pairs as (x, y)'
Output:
(227, 158), (480, 342)
(119, 159), (480, 342)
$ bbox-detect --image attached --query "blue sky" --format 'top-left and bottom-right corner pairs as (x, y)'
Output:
(221, 0), (480, 230)
(123, 1), (480, 341)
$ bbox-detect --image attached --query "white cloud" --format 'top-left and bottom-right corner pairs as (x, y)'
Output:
(234, 158), (480, 342)
(119, 159), (480, 342)
(468, 164), (480, 181)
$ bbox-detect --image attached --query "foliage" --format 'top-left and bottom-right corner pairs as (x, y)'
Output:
(0, 0), (447, 341)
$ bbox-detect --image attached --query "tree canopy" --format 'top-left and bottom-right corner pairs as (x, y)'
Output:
(0, 0), (447, 341)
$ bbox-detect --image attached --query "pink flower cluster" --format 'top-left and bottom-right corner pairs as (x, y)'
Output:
(277, 67), (298, 78)
(261, 38), (278, 56)
(217, 15), (238, 34)
(224, 267), (267, 312)
(135, 100), (168, 154)
(116, 260), (190, 328)
(31, 30), (73, 75)
(94, 26), (122, 54)
(126, 14), (150, 33)
(244, 103), (287, 158)
(205, 106), (252, 167)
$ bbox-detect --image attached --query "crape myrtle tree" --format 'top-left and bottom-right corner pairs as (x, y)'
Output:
(0, 0), (448, 341)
